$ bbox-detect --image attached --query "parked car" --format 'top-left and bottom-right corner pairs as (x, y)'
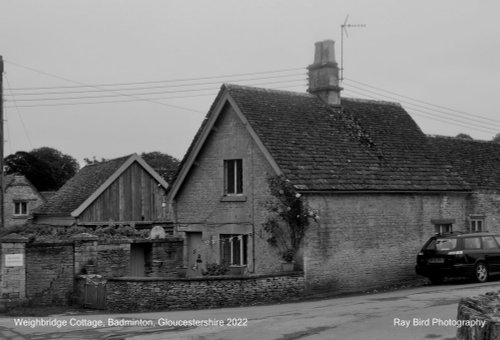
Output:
(415, 232), (500, 284)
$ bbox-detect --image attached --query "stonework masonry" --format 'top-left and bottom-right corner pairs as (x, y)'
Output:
(304, 193), (468, 292)
(104, 273), (305, 311)
(0, 235), (28, 306)
(26, 242), (74, 306)
(172, 105), (282, 275)
(97, 240), (131, 277)
(467, 191), (500, 233)
(457, 291), (500, 340)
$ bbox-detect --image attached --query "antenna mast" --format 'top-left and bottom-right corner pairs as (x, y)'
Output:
(340, 15), (366, 82)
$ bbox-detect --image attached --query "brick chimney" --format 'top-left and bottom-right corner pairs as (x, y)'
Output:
(307, 40), (342, 106)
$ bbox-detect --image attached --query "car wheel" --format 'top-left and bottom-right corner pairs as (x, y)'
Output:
(428, 275), (444, 285)
(475, 262), (489, 283)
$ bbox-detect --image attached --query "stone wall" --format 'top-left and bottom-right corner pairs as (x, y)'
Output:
(467, 191), (500, 233)
(104, 273), (304, 311)
(457, 291), (500, 340)
(97, 240), (131, 277)
(0, 235), (28, 306)
(149, 240), (183, 277)
(304, 193), (468, 293)
(26, 242), (74, 305)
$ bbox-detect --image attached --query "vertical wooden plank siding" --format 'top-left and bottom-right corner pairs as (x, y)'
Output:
(77, 161), (167, 223)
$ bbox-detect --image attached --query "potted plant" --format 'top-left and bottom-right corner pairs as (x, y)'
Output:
(85, 259), (97, 274)
(281, 249), (295, 272)
(176, 266), (188, 278)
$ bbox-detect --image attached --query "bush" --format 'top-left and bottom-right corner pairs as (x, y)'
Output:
(202, 263), (229, 276)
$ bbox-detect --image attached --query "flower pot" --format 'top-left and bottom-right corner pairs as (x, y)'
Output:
(229, 265), (246, 276)
(176, 267), (188, 278)
(85, 265), (97, 275)
(281, 262), (294, 272)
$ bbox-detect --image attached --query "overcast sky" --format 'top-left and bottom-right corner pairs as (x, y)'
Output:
(1, 1), (500, 165)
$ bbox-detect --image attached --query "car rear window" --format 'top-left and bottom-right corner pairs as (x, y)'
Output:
(426, 238), (457, 251)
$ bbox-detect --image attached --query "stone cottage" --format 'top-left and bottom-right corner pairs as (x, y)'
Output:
(2, 174), (45, 228)
(167, 40), (472, 292)
(428, 135), (500, 233)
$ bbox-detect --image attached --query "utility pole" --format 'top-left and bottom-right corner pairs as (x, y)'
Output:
(0, 55), (4, 229)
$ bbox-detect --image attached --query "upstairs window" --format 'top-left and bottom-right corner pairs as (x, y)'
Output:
(14, 201), (28, 216)
(224, 159), (243, 195)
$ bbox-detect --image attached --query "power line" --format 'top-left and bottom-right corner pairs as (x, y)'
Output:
(342, 88), (499, 134)
(342, 81), (500, 130)
(5, 83), (307, 109)
(7, 78), (306, 103)
(344, 77), (500, 125)
(5, 61), (305, 90)
(4, 75), (33, 148)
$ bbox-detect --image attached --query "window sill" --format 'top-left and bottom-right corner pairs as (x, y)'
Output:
(220, 195), (247, 202)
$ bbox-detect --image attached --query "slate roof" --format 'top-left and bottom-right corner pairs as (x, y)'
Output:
(34, 155), (132, 216)
(175, 84), (469, 193)
(428, 136), (500, 190)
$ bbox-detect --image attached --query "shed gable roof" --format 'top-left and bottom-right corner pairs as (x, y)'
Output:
(34, 154), (169, 217)
(170, 84), (468, 197)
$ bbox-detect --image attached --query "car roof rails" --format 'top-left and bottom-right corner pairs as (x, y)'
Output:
(434, 230), (465, 236)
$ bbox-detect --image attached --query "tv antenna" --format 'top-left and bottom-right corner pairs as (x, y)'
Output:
(340, 15), (366, 82)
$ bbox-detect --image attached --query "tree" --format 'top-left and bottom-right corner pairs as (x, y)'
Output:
(4, 147), (79, 191)
(141, 151), (180, 183)
(493, 133), (500, 144)
(456, 133), (473, 140)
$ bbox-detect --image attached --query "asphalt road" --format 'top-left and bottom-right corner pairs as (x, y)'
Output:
(1, 280), (500, 340)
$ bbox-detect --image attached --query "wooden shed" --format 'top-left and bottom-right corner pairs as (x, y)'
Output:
(33, 154), (170, 227)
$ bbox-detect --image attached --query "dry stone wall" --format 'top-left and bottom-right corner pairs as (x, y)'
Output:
(105, 273), (305, 311)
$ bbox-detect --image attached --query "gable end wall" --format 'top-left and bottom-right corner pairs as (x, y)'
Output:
(78, 162), (167, 223)
(173, 104), (282, 274)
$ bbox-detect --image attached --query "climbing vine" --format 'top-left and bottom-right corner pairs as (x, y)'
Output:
(263, 175), (319, 262)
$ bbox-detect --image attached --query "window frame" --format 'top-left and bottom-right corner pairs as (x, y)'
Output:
(470, 216), (486, 232)
(220, 234), (248, 266)
(434, 223), (452, 234)
(13, 201), (28, 216)
(224, 159), (243, 195)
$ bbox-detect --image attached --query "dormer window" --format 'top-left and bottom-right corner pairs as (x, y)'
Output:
(224, 159), (243, 195)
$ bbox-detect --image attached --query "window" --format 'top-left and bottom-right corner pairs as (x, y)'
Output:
(464, 237), (481, 250)
(435, 238), (457, 251)
(470, 217), (485, 232)
(14, 202), (28, 216)
(482, 236), (499, 250)
(434, 224), (452, 234)
(224, 159), (243, 195)
(220, 234), (248, 266)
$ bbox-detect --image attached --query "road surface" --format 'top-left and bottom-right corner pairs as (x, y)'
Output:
(1, 280), (499, 339)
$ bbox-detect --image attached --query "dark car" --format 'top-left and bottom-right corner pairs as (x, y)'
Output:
(415, 232), (500, 284)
